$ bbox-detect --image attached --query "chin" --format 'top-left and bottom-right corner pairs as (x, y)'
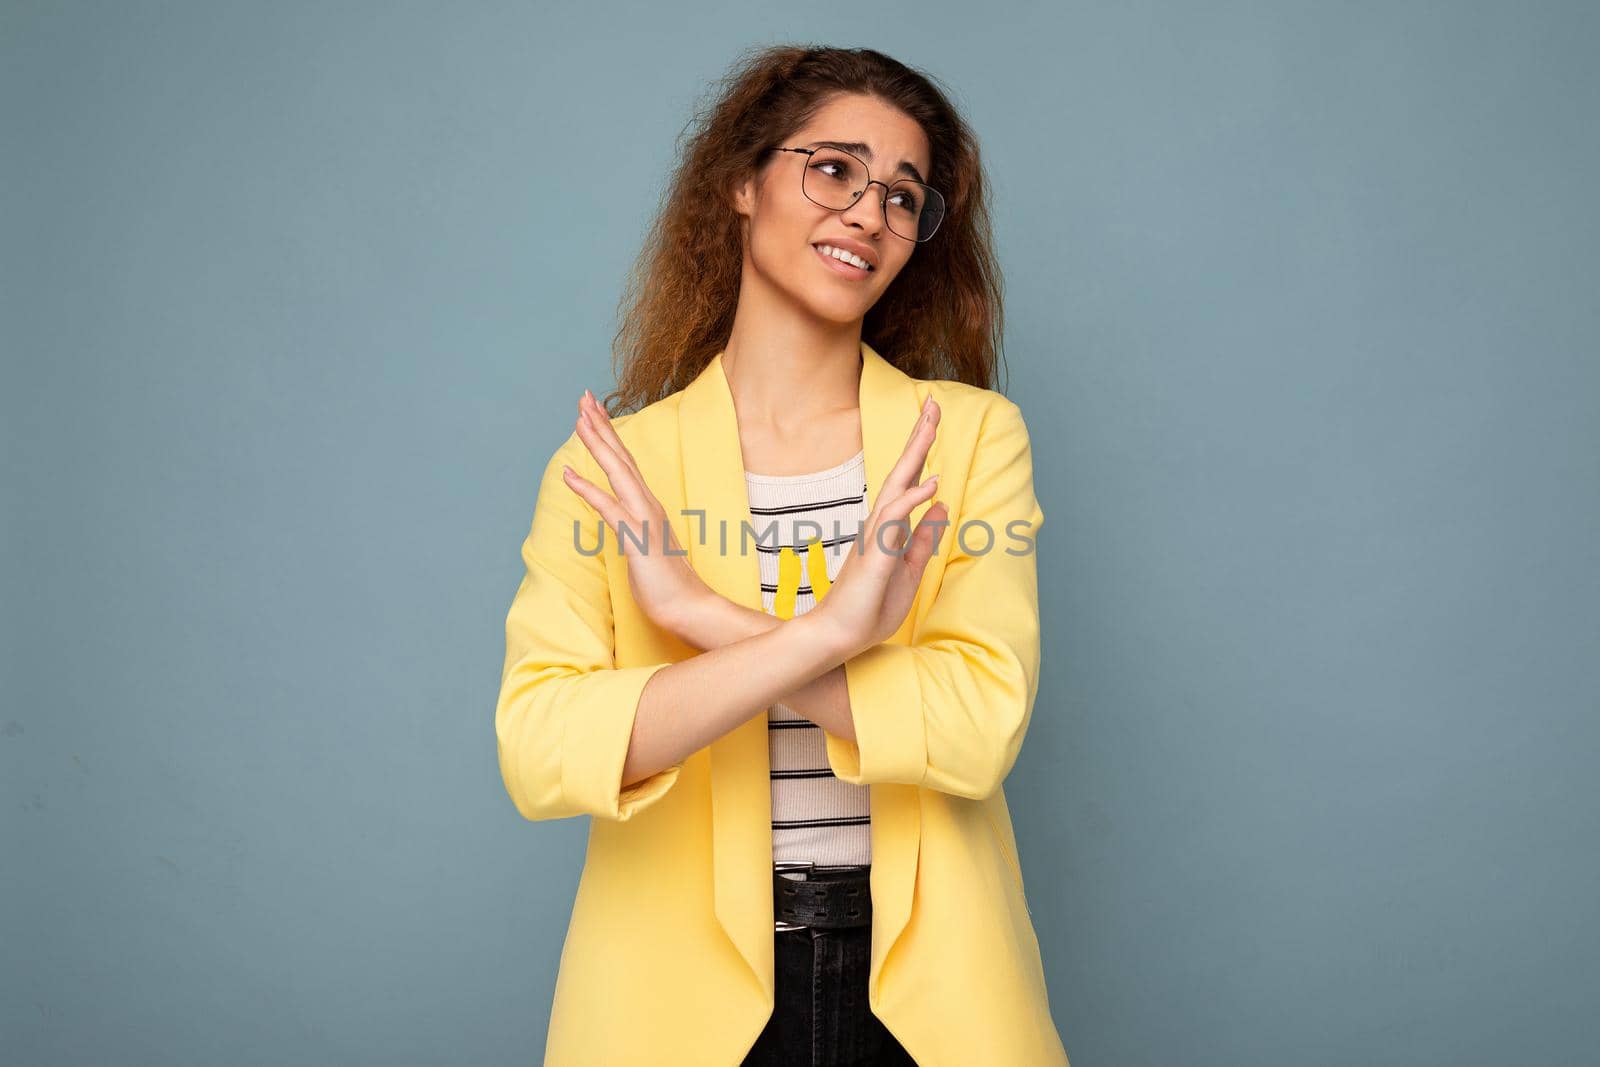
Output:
(790, 272), (878, 323)
(798, 294), (872, 326)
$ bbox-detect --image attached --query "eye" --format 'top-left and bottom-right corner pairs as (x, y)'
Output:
(807, 151), (864, 183)
(888, 187), (922, 212)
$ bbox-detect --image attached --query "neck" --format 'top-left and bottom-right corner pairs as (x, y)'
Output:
(721, 299), (863, 433)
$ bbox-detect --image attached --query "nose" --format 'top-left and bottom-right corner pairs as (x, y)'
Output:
(837, 180), (891, 234)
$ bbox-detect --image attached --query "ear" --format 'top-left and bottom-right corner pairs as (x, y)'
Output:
(732, 171), (756, 219)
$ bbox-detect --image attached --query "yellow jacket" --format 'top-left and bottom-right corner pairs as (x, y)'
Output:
(496, 341), (1070, 1066)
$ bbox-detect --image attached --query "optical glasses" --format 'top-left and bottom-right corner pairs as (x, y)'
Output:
(769, 145), (946, 243)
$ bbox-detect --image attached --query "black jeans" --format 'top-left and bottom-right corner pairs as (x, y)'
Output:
(741, 924), (919, 1066)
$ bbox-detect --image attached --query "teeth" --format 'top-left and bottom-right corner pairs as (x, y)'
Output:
(815, 244), (872, 271)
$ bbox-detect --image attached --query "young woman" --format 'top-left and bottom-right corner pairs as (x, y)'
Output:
(496, 46), (1070, 1067)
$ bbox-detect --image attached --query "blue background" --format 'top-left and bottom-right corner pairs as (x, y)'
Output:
(4, 2), (1597, 1064)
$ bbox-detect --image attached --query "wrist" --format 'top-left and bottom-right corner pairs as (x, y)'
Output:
(790, 606), (863, 667)
(660, 588), (718, 649)
(665, 588), (773, 651)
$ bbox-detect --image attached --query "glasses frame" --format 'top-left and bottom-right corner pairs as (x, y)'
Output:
(769, 145), (946, 243)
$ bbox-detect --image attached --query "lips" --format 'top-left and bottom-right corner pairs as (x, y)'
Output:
(812, 243), (873, 280)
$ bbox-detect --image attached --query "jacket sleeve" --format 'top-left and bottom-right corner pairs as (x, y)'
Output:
(495, 433), (681, 823)
(823, 397), (1046, 801)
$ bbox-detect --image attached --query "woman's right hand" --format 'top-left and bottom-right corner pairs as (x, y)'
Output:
(561, 389), (716, 643)
(809, 394), (948, 659)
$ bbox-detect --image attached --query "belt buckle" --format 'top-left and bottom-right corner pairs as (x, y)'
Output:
(774, 862), (814, 931)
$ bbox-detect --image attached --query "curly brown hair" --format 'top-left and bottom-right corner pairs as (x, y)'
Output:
(602, 45), (1008, 416)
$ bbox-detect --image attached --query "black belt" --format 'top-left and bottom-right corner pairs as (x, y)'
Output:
(773, 863), (872, 930)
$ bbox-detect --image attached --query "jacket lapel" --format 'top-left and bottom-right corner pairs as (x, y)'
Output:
(676, 340), (925, 1006)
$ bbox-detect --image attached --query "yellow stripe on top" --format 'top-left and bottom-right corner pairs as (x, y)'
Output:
(774, 543), (804, 620)
(805, 538), (832, 600)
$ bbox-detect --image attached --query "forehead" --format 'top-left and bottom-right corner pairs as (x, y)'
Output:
(789, 94), (931, 178)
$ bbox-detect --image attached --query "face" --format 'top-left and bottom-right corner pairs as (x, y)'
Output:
(733, 93), (934, 325)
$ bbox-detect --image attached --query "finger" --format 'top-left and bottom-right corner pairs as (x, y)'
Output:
(875, 396), (942, 515)
(560, 465), (630, 536)
(580, 390), (648, 489)
(865, 474), (940, 556)
(900, 500), (949, 573)
(573, 423), (680, 569)
(564, 464), (669, 559)
(574, 406), (654, 518)
(577, 395), (659, 520)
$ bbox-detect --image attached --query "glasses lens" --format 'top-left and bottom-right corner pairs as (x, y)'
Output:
(798, 148), (946, 242)
(800, 148), (867, 210)
(887, 181), (946, 243)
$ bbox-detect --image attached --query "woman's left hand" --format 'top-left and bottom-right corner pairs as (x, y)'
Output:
(808, 396), (947, 660)
(561, 389), (715, 642)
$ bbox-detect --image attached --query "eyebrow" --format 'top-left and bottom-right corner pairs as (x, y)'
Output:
(802, 140), (927, 184)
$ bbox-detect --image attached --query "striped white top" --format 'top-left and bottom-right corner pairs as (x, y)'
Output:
(744, 447), (873, 875)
